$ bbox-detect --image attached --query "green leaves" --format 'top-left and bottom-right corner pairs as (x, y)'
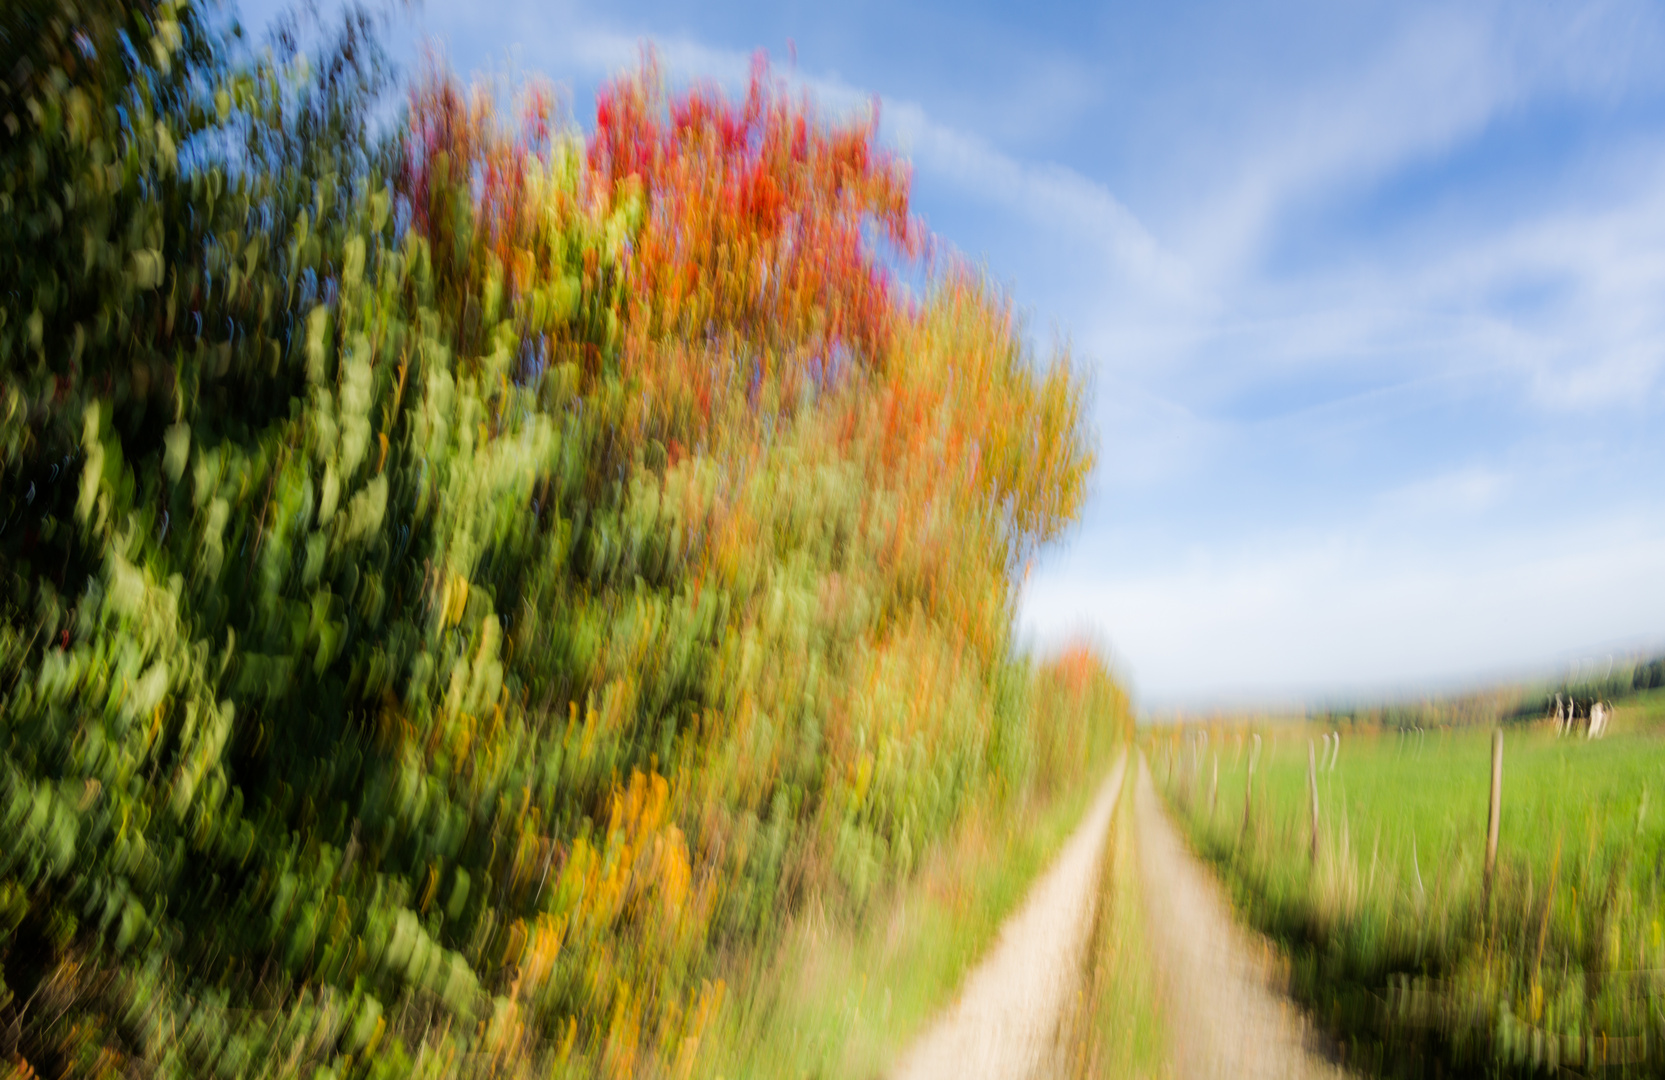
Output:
(0, 12), (1116, 1079)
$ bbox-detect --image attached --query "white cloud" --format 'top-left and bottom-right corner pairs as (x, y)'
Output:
(1141, 1), (1665, 273)
(565, 27), (752, 85)
(1180, 10), (1514, 274)
(1374, 467), (1510, 520)
(1021, 507), (1665, 708)
(1408, 178), (1665, 409)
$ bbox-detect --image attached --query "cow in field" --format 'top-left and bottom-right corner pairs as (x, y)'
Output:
(1549, 692), (1610, 738)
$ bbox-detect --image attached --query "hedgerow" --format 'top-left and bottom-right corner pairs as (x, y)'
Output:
(0, 5), (1118, 1076)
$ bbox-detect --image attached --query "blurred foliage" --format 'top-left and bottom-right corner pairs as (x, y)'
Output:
(702, 660), (1127, 1078)
(1155, 720), (1665, 1078)
(0, 3), (1115, 1076)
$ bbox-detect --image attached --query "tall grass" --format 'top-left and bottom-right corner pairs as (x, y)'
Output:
(1155, 702), (1665, 1077)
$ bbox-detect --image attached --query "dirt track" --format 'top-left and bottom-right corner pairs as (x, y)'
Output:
(888, 750), (1129, 1080)
(1133, 756), (1348, 1080)
(890, 750), (1350, 1080)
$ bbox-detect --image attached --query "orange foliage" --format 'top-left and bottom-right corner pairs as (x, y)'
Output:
(390, 51), (1106, 1074)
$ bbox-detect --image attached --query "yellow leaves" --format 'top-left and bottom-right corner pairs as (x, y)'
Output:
(449, 712), (476, 763)
(518, 912), (568, 991)
(441, 574), (469, 627)
(339, 474), (387, 543)
(419, 862), (440, 914)
(375, 691), (411, 750)
(500, 918), (528, 973)
(346, 995), (384, 1054)
(62, 86), (93, 145)
(317, 459), (340, 526)
(338, 334), (376, 476)
(76, 403), (106, 527)
(162, 423), (190, 483)
(146, 702), (166, 760)
(129, 248), (165, 289)
(392, 357), (410, 417)
(155, 120), (177, 176)
(670, 980), (726, 1080)
(306, 304), (331, 384)
(545, 769), (695, 985)
(850, 262), (1092, 617)
(505, 817), (544, 894)
(851, 751), (874, 806)
(603, 980), (643, 1080)
(657, 828), (692, 917)
(610, 768), (671, 838)
(539, 273), (581, 324)
(342, 236), (365, 289)
(557, 1015), (579, 1062)
(610, 773), (694, 910)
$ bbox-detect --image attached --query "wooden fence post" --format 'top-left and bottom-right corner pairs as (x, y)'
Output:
(1308, 738), (1321, 864)
(1210, 751), (1219, 817)
(1485, 727), (1503, 897)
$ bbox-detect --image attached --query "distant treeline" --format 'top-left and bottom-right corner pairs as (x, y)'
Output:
(1306, 652), (1665, 732)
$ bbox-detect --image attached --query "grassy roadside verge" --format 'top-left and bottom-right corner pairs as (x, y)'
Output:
(701, 753), (1124, 1079)
(1062, 755), (1171, 1080)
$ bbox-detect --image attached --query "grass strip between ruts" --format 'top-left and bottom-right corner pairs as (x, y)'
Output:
(1062, 756), (1172, 1080)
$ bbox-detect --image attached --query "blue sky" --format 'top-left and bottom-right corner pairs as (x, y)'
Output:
(240, 0), (1665, 708)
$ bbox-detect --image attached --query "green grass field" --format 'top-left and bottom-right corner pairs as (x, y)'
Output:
(1154, 697), (1665, 1077)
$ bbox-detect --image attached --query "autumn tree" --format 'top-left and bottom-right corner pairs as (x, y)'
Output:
(1, 11), (1112, 1076)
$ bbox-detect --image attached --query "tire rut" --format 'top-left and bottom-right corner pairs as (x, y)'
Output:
(1134, 755), (1349, 1080)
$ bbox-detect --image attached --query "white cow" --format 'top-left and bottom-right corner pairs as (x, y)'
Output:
(1549, 693), (1610, 738)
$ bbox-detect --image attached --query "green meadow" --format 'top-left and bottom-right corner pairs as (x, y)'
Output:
(1156, 692), (1665, 1076)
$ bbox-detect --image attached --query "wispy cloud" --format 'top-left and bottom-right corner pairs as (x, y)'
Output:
(878, 101), (1193, 297)
(1374, 466), (1510, 520)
